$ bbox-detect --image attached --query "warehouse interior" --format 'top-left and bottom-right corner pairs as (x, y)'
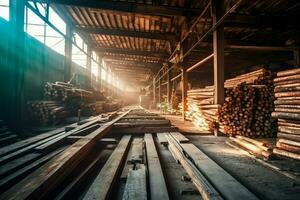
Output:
(0, 0), (300, 199)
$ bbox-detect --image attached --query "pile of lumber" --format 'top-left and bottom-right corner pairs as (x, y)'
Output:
(44, 82), (94, 102)
(81, 101), (105, 116)
(27, 101), (70, 124)
(218, 68), (276, 137)
(227, 136), (273, 160)
(272, 68), (300, 160)
(186, 86), (219, 132)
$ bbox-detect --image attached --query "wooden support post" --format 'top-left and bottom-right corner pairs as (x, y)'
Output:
(180, 41), (188, 120)
(86, 46), (92, 88)
(98, 64), (102, 91)
(181, 65), (188, 120)
(153, 78), (156, 108)
(158, 78), (161, 112)
(64, 25), (72, 82)
(167, 64), (172, 110)
(213, 0), (225, 105)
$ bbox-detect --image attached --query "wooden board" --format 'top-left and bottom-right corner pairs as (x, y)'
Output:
(170, 132), (189, 143)
(157, 133), (168, 145)
(166, 135), (222, 200)
(0, 127), (65, 157)
(122, 165), (147, 200)
(128, 138), (143, 164)
(0, 111), (130, 200)
(0, 148), (64, 192)
(55, 149), (112, 200)
(111, 126), (178, 135)
(144, 134), (169, 200)
(181, 143), (258, 200)
(83, 135), (131, 200)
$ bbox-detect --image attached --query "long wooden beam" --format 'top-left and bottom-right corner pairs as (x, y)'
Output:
(96, 47), (169, 58)
(32, 0), (201, 16)
(77, 27), (177, 41)
(0, 111), (130, 200)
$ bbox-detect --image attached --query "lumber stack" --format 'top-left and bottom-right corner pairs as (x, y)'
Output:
(218, 68), (276, 137)
(81, 101), (105, 116)
(186, 86), (219, 132)
(228, 136), (273, 160)
(272, 68), (300, 160)
(27, 101), (70, 124)
(44, 81), (94, 102)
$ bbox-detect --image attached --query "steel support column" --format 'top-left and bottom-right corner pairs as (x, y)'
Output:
(167, 64), (172, 110)
(153, 78), (156, 108)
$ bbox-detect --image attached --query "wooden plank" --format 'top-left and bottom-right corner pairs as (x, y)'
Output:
(128, 138), (143, 164)
(111, 126), (178, 134)
(144, 134), (169, 200)
(83, 135), (132, 200)
(0, 131), (68, 165)
(165, 134), (222, 200)
(170, 132), (189, 143)
(122, 116), (164, 120)
(0, 135), (17, 143)
(0, 153), (41, 178)
(156, 133), (168, 145)
(0, 111), (130, 200)
(0, 127), (65, 157)
(0, 148), (64, 192)
(180, 143), (258, 200)
(55, 149), (112, 200)
(122, 165), (147, 200)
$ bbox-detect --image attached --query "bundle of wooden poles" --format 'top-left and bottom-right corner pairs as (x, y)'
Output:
(44, 81), (94, 102)
(186, 86), (219, 132)
(272, 68), (300, 160)
(218, 68), (276, 137)
(27, 101), (70, 124)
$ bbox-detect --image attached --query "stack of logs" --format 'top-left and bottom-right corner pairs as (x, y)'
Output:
(272, 68), (300, 160)
(218, 68), (276, 137)
(186, 86), (219, 132)
(27, 101), (69, 124)
(44, 82), (94, 102)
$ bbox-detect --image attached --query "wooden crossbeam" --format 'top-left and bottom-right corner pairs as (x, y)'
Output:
(32, 0), (201, 16)
(96, 47), (169, 58)
(77, 27), (177, 41)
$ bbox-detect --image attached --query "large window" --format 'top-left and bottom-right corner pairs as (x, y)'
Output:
(72, 33), (88, 68)
(0, 0), (9, 21)
(24, 4), (65, 55)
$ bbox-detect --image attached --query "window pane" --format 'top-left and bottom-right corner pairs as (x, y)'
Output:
(49, 7), (66, 34)
(0, 0), (9, 21)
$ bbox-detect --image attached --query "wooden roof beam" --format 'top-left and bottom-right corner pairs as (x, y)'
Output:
(76, 27), (177, 41)
(31, 0), (201, 16)
(96, 47), (169, 58)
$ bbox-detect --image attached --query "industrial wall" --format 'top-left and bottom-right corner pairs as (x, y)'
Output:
(0, 18), (88, 128)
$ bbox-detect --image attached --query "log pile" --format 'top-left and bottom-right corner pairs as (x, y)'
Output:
(218, 68), (276, 137)
(186, 86), (219, 132)
(272, 68), (300, 160)
(27, 101), (70, 124)
(44, 82), (94, 102)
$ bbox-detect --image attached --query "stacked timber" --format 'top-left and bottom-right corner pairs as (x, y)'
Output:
(272, 68), (300, 160)
(218, 68), (276, 137)
(186, 86), (219, 132)
(27, 101), (70, 124)
(81, 101), (106, 116)
(228, 136), (273, 160)
(44, 82), (94, 102)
